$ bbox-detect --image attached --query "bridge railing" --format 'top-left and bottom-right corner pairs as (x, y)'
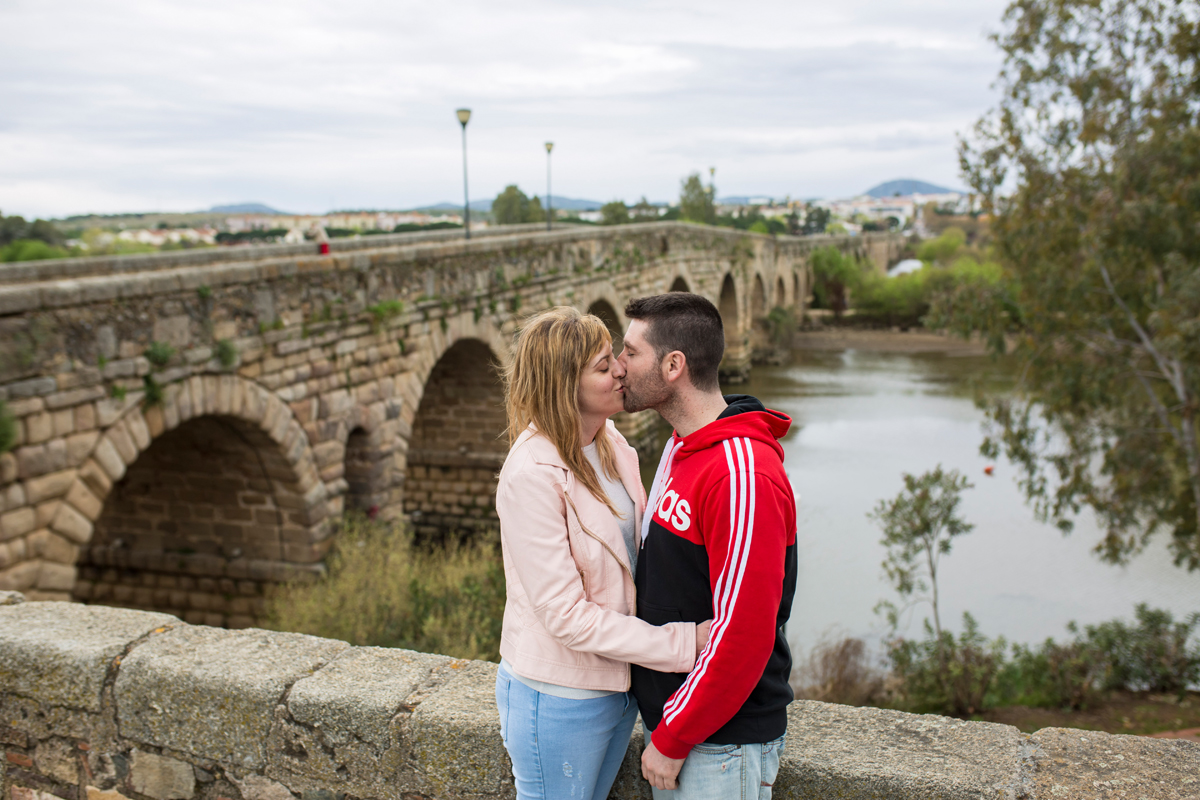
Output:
(0, 222), (899, 286)
(1, 596), (1192, 800)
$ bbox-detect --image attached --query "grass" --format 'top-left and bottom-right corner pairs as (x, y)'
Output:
(263, 514), (505, 662)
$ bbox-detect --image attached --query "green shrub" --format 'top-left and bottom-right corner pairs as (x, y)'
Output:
(888, 613), (1006, 716)
(854, 268), (931, 327)
(144, 341), (175, 368)
(142, 375), (164, 408)
(0, 401), (15, 454)
(916, 227), (967, 265)
(264, 515), (505, 662)
(996, 637), (1104, 710)
(215, 339), (238, 369)
(1081, 604), (1200, 696)
(366, 300), (405, 332)
(0, 239), (69, 262)
(810, 246), (864, 316)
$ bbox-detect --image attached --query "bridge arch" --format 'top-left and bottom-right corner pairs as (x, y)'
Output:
(751, 274), (767, 319)
(586, 298), (624, 352)
(776, 276), (787, 308)
(719, 273), (739, 346)
(670, 276), (690, 293)
(67, 375), (327, 627)
(403, 336), (508, 540)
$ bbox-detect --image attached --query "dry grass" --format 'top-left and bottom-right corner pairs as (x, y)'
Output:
(264, 514), (504, 662)
(792, 632), (888, 707)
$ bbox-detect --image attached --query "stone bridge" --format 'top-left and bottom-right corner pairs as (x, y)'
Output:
(0, 223), (904, 626)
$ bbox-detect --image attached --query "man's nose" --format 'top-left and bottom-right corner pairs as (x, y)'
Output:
(612, 353), (627, 378)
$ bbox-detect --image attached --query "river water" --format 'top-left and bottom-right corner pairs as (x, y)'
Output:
(702, 340), (1200, 664)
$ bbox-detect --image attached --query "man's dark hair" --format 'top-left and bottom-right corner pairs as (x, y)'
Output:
(625, 292), (724, 391)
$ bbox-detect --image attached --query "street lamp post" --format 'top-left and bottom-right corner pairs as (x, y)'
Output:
(709, 166), (716, 224)
(456, 108), (472, 240)
(545, 141), (554, 232)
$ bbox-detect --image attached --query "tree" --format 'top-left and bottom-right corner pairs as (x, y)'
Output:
(801, 206), (830, 235)
(491, 185), (545, 225)
(630, 197), (659, 222)
(600, 200), (629, 226)
(809, 246), (863, 318)
(954, 0), (1200, 570)
(679, 173), (715, 224)
(870, 466), (975, 640)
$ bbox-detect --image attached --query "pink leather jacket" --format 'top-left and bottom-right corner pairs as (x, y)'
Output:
(496, 422), (698, 691)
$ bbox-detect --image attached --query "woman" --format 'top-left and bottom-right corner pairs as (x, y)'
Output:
(495, 307), (709, 800)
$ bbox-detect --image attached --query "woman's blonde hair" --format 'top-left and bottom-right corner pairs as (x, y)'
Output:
(505, 306), (624, 515)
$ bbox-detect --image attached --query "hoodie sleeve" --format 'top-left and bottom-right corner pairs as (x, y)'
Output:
(649, 438), (792, 758)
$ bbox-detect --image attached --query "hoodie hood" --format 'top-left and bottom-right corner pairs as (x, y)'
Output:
(674, 394), (791, 462)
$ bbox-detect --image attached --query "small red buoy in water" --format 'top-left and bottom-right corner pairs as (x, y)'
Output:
(984, 465), (995, 476)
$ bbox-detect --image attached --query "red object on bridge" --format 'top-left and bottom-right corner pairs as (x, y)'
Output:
(318, 242), (330, 255)
(984, 465), (995, 476)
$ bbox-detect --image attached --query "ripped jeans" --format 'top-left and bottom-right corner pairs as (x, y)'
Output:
(496, 661), (638, 800)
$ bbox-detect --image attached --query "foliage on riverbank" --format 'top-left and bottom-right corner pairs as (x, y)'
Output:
(795, 604), (1200, 727)
(808, 229), (1020, 338)
(264, 514), (505, 662)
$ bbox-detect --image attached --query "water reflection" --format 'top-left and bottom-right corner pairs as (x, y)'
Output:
(722, 346), (1198, 663)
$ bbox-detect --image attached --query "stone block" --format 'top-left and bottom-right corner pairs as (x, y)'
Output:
(114, 625), (348, 769)
(408, 660), (512, 799)
(284, 646), (453, 751)
(45, 386), (105, 411)
(25, 413), (53, 445)
(0, 602), (176, 712)
(50, 503), (93, 545)
(25, 470), (75, 504)
(777, 700), (1024, 798)
(65, 481), (103, 521)
(92, 440), (126, 483)
(0, 453), (16, 484)
(1, 508), (36, 542)
(66, 432), (98, 467)
(128, 749), (195, 800)
(0, 559), (41, 591)
(7, 397), (45, 417)
(33, 737), (80, 783)
(1028, 726), (1200, 798)
(37, 562), (77, 591)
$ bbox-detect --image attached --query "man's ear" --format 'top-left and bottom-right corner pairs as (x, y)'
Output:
(661, 350), (688, 385)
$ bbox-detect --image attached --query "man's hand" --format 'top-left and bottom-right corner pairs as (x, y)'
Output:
(695, 620), (712, 656)
(641, 741), (686, 791)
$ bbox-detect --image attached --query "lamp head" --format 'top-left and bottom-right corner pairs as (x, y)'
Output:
(456, 108), (472, 126)
(545, 141), (554, 154)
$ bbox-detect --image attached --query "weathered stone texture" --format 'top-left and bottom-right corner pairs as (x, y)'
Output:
(0, 601), (176, 711)
(1027, 727), (1200, 799)
(114, 625), (348, 769)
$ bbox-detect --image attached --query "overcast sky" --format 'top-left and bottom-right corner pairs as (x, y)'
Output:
(1, 0), (1012, 218)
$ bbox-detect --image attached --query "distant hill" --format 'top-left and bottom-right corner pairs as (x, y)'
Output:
(210, 203), (290, 215)
(864, 180), (963, 198)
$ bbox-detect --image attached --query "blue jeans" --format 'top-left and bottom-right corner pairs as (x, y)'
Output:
(495, 663), (639, 800)
(651, 735), (785, 800)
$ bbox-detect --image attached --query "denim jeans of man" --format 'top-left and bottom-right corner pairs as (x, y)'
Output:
(495, 662), (639, 800)
(650, 735), (785, 800)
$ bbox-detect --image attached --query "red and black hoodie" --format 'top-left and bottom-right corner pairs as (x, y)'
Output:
(631, 395), (798, 759)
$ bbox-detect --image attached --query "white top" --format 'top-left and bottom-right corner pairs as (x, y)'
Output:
(583, 441), (638, 573)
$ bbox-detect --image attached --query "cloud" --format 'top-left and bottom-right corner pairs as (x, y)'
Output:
(0, 0), (1010, 217)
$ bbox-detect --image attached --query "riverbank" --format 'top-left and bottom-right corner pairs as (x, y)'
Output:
(794, 326), (990, 355)
(983, 691), (1200, 739)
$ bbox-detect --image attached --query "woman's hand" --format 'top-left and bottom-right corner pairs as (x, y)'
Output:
(695, 620), (712, 655)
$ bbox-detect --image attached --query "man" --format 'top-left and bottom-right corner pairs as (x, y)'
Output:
(612, 292), (797, 799)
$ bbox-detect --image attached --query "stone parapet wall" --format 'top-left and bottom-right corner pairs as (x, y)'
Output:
(2, 598), (1195, 800)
